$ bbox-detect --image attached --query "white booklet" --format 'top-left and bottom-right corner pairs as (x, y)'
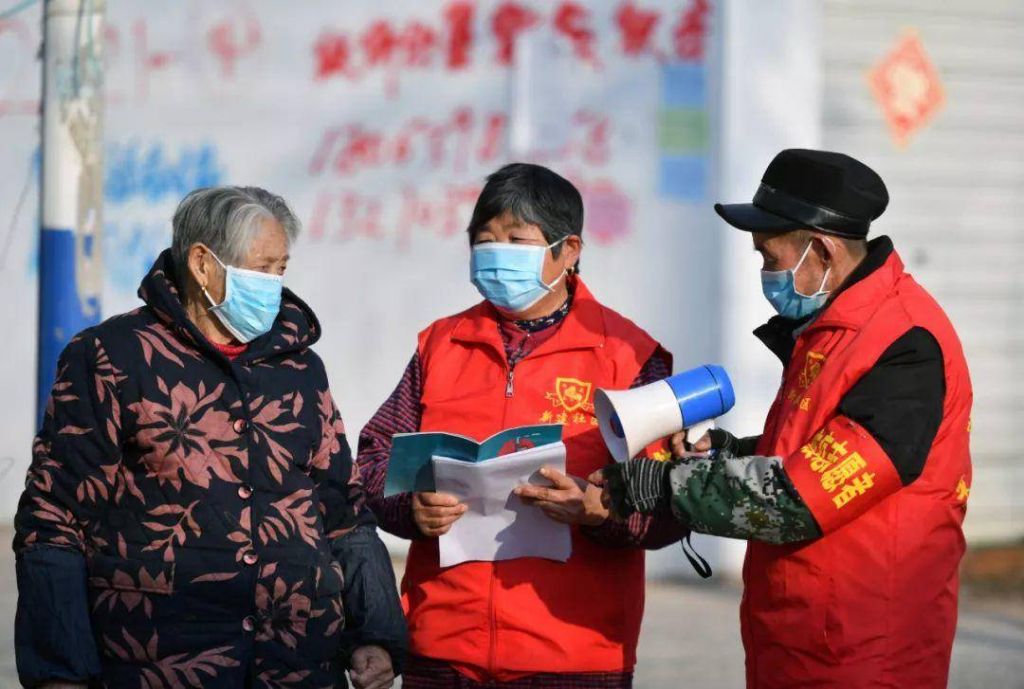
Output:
(432, 441), (572, 568)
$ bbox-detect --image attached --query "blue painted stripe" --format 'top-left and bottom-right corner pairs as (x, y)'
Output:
(658, 155), (708, 202)
(38, 227), (101, 426)
(660, 63), (707, 108)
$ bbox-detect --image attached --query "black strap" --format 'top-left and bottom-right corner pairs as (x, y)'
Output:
(753, 183), (870, 239)
(681, 533), (712, 579)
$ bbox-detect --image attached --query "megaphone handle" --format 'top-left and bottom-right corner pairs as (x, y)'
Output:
(685, 419), (715, 447)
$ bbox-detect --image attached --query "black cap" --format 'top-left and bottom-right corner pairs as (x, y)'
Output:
(714, 149), (889, 239)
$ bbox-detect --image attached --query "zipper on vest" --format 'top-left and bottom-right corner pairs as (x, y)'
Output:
(492, 352), (517, 672)
(504, 332), (531, 398)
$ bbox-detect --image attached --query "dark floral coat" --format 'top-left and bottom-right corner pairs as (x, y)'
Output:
(13, 250), (407, 689)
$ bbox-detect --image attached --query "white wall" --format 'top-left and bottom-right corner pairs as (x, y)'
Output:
(0, 1), (722, 541)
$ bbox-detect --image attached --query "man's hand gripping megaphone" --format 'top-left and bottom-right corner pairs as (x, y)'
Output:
(594, 427), (749, 520)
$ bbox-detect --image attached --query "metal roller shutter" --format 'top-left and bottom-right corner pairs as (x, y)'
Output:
(823, 0), (1024, 542)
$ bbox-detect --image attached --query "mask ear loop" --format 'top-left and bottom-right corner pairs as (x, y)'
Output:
(793, 237), (834, 298)
(201, 248), (229, 309)
(814, 236), (836, 295)
(792, 239), (815, 274)
(815, 266), (832, 295)
(541, 236), (571, 292)
(543, 269), (568, 292)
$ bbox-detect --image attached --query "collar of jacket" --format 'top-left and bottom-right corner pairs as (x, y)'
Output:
(754, 236), (901, 363)
(449, 274), (606, 364)
(137, 248), (322, 363)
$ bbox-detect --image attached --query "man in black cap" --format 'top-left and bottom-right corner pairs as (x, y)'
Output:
(599, 149), (974, 689)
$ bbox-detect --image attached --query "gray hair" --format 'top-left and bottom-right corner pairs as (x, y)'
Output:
(170, 186), (300, 282)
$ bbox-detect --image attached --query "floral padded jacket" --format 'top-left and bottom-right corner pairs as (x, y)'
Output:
(13, 250), (407, 689)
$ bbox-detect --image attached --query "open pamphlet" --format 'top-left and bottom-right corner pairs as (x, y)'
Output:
(434, 441), (572, 567)
(384, 424), (564, 496)
(384, 424), (571, 567)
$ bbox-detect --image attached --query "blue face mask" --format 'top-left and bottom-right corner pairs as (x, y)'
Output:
(760, 240), (832, 320)
(204, 251), (284, 343)
(470, 239), (568, 313)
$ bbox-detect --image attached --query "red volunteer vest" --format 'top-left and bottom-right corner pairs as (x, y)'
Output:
(745, 250), (973, 689)
(401, 279), (665, 681)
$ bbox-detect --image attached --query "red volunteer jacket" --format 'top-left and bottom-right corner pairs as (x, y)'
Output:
(402, 279), (667, 681)
(745, 245), (973, 689)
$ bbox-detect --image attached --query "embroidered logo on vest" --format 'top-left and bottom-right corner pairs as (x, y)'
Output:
(540, 377), (597, 426)
(956, 475), (970, 502)
(786, 351), (827, 408)
(798, 351), (827, 389)
(650, 447), (673, 461)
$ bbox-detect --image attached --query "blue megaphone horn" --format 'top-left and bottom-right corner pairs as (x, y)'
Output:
(594, 365), (736, 463)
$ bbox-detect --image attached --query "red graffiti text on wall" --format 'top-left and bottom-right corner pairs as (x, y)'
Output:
(308, 107), (610, 180)
(313, 0), (711, 96)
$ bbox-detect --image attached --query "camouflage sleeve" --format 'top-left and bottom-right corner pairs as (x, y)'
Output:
(666, 451), (821, 544)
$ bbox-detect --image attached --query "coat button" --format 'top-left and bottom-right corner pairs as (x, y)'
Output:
(242, 551), (259, 566)
(242, 615), (256, 632)
(233, 418), (247, 433)
(237, 484), (253, 500)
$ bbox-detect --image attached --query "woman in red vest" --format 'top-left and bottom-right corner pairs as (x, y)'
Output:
(602, 150), (972, 689)
(357, 163), (685, 688)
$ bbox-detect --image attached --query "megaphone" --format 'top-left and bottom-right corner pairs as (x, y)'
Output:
(594, 365), (736, 463)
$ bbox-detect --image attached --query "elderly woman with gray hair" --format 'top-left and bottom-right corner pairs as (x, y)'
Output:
(14, 186), (407, 689)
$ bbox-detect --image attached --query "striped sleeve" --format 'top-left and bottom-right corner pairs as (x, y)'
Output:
(356, 354), (425, 540)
